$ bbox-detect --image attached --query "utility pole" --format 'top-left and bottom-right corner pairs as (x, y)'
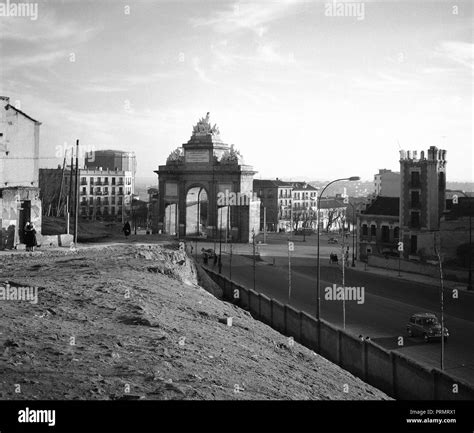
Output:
(252, 228), (256, 290)
(74, 139), (79, 245)
(341, 219), (346, 329)
(68, 147), (74, 233)
(66, 196), (70, 235)
(218, 208), (223, 274)
(57, 148), (67, 217)
(288, 239), (293, 302)
(434, 232), (445, 370)
(229, 242), (233, 280)
(263, 206), (267, 244)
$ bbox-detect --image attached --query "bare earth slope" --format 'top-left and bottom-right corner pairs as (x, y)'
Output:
(0, 244), (389, 400)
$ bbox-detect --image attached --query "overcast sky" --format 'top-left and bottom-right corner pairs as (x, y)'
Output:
(0, 0), (472, 183)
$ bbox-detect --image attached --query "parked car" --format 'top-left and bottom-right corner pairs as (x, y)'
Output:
(328, 237), (338, 244)
(406, 313), (449, 343)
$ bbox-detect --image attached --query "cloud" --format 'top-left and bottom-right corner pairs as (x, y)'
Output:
(436, 41), (474, 70)
(0, 11), (97, 44)
(191, 0), (301, 36)
(192, 56), (216, 84)
(2, 49), (69, 71)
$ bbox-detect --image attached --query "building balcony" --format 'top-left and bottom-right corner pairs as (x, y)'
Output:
(80, 180), (87, 185)
(80, 191), (87, 195)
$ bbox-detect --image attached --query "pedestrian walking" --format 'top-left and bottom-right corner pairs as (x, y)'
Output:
(122, 221), (131, 238)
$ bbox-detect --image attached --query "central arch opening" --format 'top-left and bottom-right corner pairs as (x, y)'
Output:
(186, 187), (208, 236)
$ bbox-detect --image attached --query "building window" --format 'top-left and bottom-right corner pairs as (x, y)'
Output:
(89, 197), (93, 205)
(410, 211), (420, 228)
(112, 177), (116, 185)
(370, 224), (376, 236)
(411, 190), (420, 207)
(90, 187), (94, 195)
(362, 224), (368, 236)
(410, 235), (417, 254)
(90, 177), (94, 185)
(410, 171), (420, 188)
(381, 225), (390, 242)
(439, 172), (446, 189)
(394, 227), (400, 239)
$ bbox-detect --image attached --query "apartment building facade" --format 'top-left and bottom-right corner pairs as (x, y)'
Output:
(77, 168), (134, 221)
(0, 96), (42, 249)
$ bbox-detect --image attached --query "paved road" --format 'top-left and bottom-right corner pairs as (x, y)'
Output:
(200, 243), (474, 387)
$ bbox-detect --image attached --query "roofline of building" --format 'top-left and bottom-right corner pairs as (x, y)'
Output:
(5, 104), (41, 125)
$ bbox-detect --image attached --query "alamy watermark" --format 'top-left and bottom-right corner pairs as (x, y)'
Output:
(325, 283), (365, 304)
(55, 143), (97, 162)
(0, 282), (38, 304)
(216, 191), (258, 207)
(0, 1), (38, 20)
(324, 1), (365, 21)
(18, 408), (55, 427)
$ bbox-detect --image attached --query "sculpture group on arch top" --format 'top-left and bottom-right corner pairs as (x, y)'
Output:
(166, 112), (244, 165)
(192, 112), (220, 137)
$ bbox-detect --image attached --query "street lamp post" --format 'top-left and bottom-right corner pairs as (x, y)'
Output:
(197, 189), (201, 237)
(317, 177), (360, 321)
(335, 198), (357, 267)
(218, 207), (223, 274)
(252, 228), (256, 291)
(433, 232), (445, 370)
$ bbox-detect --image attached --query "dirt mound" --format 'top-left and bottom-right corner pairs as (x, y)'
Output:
(0, 243), (390, 400)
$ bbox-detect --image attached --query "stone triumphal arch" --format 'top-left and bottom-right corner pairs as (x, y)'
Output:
(155, 113), (260, 242)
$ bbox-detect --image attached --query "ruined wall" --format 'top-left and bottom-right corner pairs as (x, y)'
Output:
(0, 187), (41, 249)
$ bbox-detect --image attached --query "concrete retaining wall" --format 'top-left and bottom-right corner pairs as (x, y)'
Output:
(202, 267), (474, 400)
(319, 320), (340, 364)
(271, 299), (286, 334)
(285, 305), (301, 341)
(339, 331), (365, 379)
(365, 342), (393, 394)
(393, 353), (435, 400)
(300, 312), (319, 351)
(259, 294), (272, 326)
(249, 289), (260, 317)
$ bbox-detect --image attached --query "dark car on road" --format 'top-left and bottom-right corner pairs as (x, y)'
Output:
(406, 313), (449, 343)
(328, 237), (338, 244)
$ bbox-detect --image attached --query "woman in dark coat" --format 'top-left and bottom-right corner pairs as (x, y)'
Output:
(24, 222), (37, 252)
(122, 221), (131, 237)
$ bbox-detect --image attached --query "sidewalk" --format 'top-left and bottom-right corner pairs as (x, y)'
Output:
(350, 260), (473, 294)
